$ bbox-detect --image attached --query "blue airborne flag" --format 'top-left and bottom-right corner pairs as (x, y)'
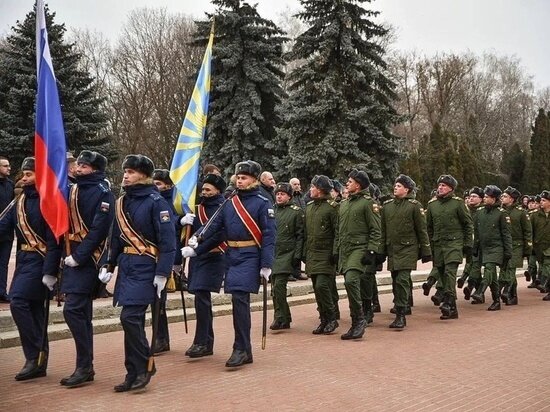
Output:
(170, 24), (214, 214)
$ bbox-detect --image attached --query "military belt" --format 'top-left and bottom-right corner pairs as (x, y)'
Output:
(227, 240), (257, 248)
(20, 244), (41, 253)
(123, 245), (159, 257)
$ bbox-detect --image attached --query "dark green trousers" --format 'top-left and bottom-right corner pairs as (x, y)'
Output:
(391, 270), (411, 307)
(436, 262), (459, 299)
(272, 274), (291, 323)
(311, 274), (337, 319)
(360, 271), (376, 302)
(480, 262), (499, 290)
(329, 275), (340, 317)
(343, 269), (363, 316)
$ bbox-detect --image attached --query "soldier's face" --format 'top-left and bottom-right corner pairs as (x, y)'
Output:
(275, 191), (290, 205)
(0, 159), (11, 177)
(201, 183), (219, 198)
(500, 193), (514, 207)
(290, 179), (301, 192)
(528, 201), (538, 210)
(437, 183), (453, 197)
(20, 170), (36, 186)
(541, 198), (550, 212)
(346, 178), (361, 194)
(236, 174), (256, 190)
(468, 194), (482, 207)
(123, 168), (147, 186)
(309, 185), (321, 199)
(154, 180), (172, 192)
(76, 163), (94, 176)
(483, 195), (496, 206)
(393, 182), (408, 199)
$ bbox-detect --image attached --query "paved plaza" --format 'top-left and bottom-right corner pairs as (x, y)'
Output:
(1, 276), (549, 411)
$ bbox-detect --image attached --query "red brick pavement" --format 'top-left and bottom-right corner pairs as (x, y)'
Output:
(1, 278), (550, 411)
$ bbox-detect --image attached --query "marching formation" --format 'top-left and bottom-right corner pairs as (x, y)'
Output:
(0, 152), (549, 393)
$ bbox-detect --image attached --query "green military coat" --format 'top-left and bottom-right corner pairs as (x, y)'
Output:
(503, 205), (532, 268)
(531, 209), (550, 262)
(473, 203), (512, 265)
(304, 196), (339, 275)
(272, 202), (305, 276)
(337, 189), (381, 274)
(426, 193), (474, 265)
(381, 193), (431, 271)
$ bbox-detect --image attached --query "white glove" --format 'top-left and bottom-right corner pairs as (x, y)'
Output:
(153, 275), (167, 298)
(181, 246), (197, 258)
(64, 255), (79, 267)
(260, 267), (272, 281)
(188, 235), (199, 249)
(42, 274), (57, 291)
(180, 213), (195, 226)
(98, 267), (113, 284)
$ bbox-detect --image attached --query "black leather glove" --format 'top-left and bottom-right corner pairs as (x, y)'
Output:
(361, 250), (375, 266)
(329, 254), (339, 265)
(421, 255), (432, 263)
(462, 246), (473, 258)
(375, 253), (386, 265)
(502, 254), (512, 269)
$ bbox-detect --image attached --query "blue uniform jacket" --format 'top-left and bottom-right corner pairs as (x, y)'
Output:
(0, 185), (60, 300)
(188, 194), (226, 293)
(109, 184), (176, 306)
(159, 188), (182, 266)
(61, 172), (115, 294)
(197, 187), (275, 294)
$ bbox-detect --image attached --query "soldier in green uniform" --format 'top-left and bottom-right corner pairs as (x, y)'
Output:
(381, 175), (431, 329)
(531, 191), (550, 301)
(304, 175), (339, 335)
(422, 189), (444, 306)
(270, 183), (305, 330)
(457, 186), (484, 303)
(338, 169), (381, 340)
(471, 186), (513, 310)
(499, 187), (532, 305)
(426, 175), (473, 320)
(527, 196), (541, 288)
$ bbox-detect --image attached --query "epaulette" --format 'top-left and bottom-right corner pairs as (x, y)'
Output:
(290, 204), (301, 211)
(98, 182), (109, 193)
(407, 199), (418, 204)
(428, 198), (437, 204)
(363, 194), (372, 200)
(499, 207), (506, 212)
(149, 193), (162, 201)
(452, 196), (462, 201)
(516, 206), (524, 211)
(306, 200), (314, 205)
(528, 209), (537, 214)
(327, 200), (338, 207)
(257, 194), (269, 202)
(383, 198), (394, 205)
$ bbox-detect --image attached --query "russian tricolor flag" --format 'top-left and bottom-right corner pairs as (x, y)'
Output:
(35, 0), (68, 241)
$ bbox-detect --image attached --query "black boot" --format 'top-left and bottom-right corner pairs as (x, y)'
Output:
(153, 339), (170, 354)
(323, 313), (339, 334)
(363, 300), (374, 325)
(341, 312), (367, 340)
(389, 306), (406, 329)
(471, 283), (488, 304)
(457, 272), (469, 288)
(61, 366), (95, 387)
(372, 294), (381, 313)
(422, 276), (436, 296)
(440, 298), (458, 320)
(543, 293), (550, 301)
(312, 317), (328, 335)
(487, 286), (501, 311)
(431, 289), (443, 306)
(506, 283), (518, 305)
(187, 344), (214, 358)
(439, 294), (451, 317)
(391, 304), (411, 315)
(225, 349), (253, 367)
(463, 280), (476, 300)
(499, 282), (510, 305)
(524, 270), (531, 282)
(15, 358), (47, 381)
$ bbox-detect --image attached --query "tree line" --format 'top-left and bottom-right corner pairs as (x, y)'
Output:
(0, 0), (549, 198)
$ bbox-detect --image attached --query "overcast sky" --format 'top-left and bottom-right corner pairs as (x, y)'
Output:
(1, 0), (549, 88)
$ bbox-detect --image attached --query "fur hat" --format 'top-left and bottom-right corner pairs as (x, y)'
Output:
(394, 174), (415, 191)
(369, 182), (381, 200)
(77, 150), (107, 172)
(21, 157), (35, 172)
(503, 186), (521, 200)
(484, 185), (502, 199)
(275, 182), (293, 196)
(437, 174), (458, 190)
(540, 190), (550, 201)
(152, 169), (173, 185)
(469, 186), (484, 198)
(348, 169), (370, 189)
(332, 180), (343, 194)
(203, 173), (226, 193)
(234, 160), (261, 179)
(122, 154), (154, 177)
(311, 175), (333, 193)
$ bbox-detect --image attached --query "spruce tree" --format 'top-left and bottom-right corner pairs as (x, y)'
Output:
(195, 0), (286, 175)
(525, 109), (550, 193)
(0, 4), (114, 172)
(278, 0), (401, 185)
(501, 142), (527, 191)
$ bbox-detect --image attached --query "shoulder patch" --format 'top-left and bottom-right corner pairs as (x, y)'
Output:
(268, 208), (275, 218)
(98, 182), (109, 193)
(160, 210), (171, 223)
(149, 193), (162, 201)
(100, 202), (110, 213)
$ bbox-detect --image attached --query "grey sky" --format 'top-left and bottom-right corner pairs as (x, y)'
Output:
(1, 0), (549, 88)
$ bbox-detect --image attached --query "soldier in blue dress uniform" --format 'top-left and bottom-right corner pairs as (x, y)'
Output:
(100, 155), (176, 392)
(182, 160), (275, 367)
(59, 150), (114, 387)
(0, 157), (61, 381)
